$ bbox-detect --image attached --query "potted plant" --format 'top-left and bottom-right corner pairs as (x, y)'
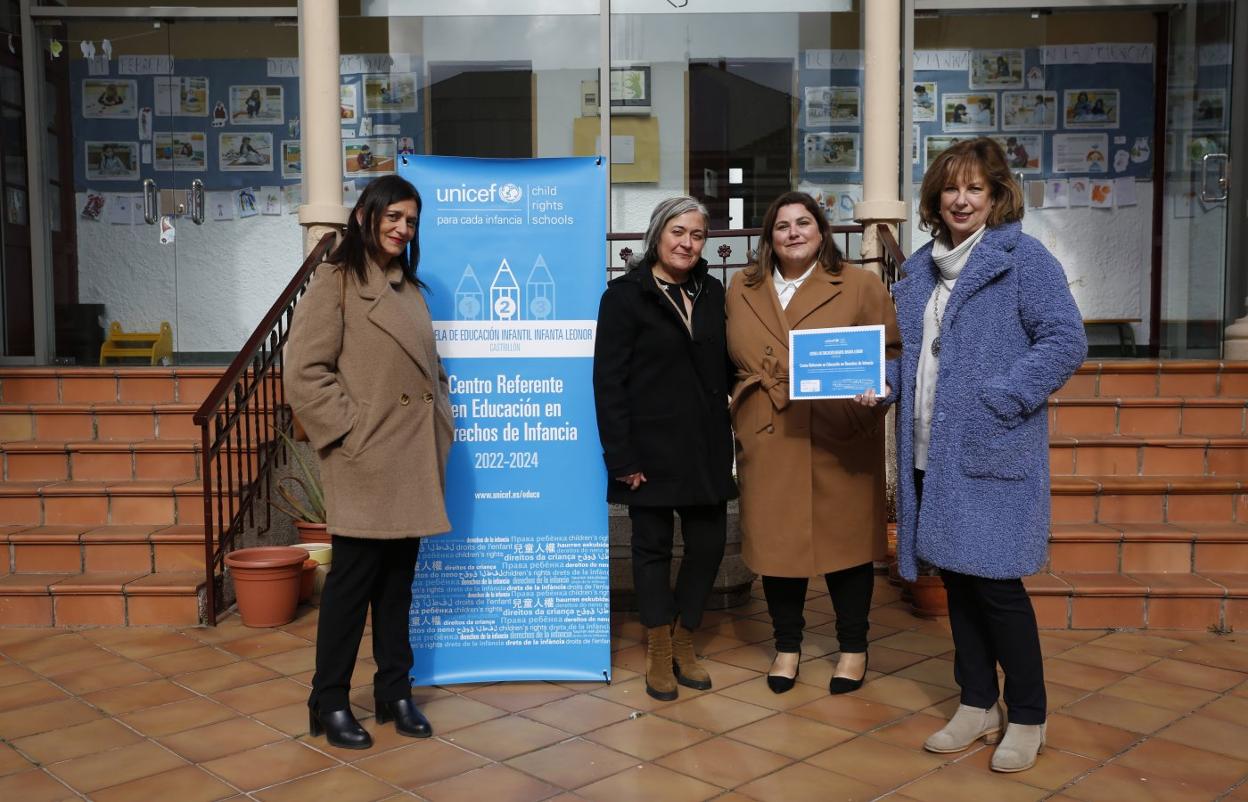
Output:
(904, 560), (948, 618)
(270, 427), (329, 544)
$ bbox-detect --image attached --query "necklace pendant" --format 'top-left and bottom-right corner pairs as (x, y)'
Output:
(931, 336), (941, 356)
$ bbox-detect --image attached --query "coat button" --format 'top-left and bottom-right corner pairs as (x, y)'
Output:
(399, 393), (410, 405)
(764, 345), (773, 355)
(937, 412), (946, 422)
(423, 391), (434, 404)
(766, 424), (774, 433)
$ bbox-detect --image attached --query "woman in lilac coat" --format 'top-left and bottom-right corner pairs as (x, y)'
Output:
(891, 138), (1086, 774)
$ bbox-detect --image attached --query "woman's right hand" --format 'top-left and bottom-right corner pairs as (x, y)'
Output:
(615, 471), (647, 491)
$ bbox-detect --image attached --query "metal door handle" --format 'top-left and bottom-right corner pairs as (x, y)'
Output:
(142, 178), (158, 224)
(190, 179), (205, 225)
(1201, 153), (1229, 203)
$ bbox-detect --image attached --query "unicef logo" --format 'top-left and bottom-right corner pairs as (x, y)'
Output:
(499, 183), (523, 203)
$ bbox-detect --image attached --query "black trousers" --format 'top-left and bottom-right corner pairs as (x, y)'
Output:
(630, 503), (727, 630)
(309, 535), (421, 713)
(762, 562), (874, 654)
(915, 469), (1046, 725)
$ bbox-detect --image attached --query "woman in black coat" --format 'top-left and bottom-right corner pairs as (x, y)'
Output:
(593, 196), (737, 701)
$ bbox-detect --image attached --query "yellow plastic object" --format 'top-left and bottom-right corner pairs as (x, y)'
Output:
(99, 321), (174, 366)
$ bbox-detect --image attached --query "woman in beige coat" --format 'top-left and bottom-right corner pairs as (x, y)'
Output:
(285, 175), (454, 750)
(726, 191), (900, 695)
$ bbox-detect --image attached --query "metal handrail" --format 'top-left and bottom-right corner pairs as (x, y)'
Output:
(877, 223), (906, 288)
(195, 232), (336, 624)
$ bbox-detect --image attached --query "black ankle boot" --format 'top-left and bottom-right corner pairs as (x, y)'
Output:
(375, 697), (433, 738)
(309, 707), (373, 750)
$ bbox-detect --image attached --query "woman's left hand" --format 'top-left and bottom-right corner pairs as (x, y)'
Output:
(853, 384), (891, 407)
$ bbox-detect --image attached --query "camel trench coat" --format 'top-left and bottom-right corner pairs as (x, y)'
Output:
(284, 261), (454, 539)
(726, 265), (901, 577)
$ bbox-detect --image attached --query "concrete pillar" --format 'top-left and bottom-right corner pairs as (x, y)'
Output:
(853, 0), (908, 275)
(297, 0), (349, 255)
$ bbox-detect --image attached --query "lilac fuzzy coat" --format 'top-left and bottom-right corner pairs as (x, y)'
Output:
(890, 222), (1086, 581)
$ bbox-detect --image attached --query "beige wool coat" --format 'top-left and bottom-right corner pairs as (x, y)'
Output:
(726, 264), (901, 577)
(284, 261), (454, 539)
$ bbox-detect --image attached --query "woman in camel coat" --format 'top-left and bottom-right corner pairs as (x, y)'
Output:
(727, 191), (900, 696)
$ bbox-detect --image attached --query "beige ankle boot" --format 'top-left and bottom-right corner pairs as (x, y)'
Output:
(991, 722), (1046, 772)
(645, 625), (678, 701)
(671, 623), (711, 690)
(923, 703), (1004, 754)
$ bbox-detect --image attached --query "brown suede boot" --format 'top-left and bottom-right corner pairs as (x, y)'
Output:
(645, 625), (678, 701)
(671, 623), (712, 690)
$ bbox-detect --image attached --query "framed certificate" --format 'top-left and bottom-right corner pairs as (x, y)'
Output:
(789, 325), (885, 400)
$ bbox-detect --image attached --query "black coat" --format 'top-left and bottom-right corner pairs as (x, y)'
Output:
(593, 259), (737, 507)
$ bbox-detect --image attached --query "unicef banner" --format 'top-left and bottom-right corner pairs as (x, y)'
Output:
(400, 155), (611, 684)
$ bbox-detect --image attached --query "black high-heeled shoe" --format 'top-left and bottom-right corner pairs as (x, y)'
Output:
(309, 707), (373, 750)
(767, 654), (801, 694)
(375, 697), (433, 738)
(828, 652), (868, 695)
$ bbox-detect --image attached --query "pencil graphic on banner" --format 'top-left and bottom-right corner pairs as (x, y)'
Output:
(526, 255), (555, 320)
(455, 265), (484, 320)
(491, 259), (520, 321)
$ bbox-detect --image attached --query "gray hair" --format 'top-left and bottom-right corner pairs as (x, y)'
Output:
(628, 195), (710, 269)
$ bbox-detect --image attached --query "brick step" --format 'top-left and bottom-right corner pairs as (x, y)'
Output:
(1024, 570), (1247, 630)
(1049, 435), (1248, 477)
(0, 479), (232, 527)
(3, 439), (202, 482)
(1051, 474), (1248, 525)
(0, 367), (224, 405)
(1048, 522), (1248, 574)
(0, 570), (206, 626)
(2, 523), (213, 575)
(1055, 359), (1248, 399)
(1049, 397), (1247, 437)
(0, 402), (204, 442)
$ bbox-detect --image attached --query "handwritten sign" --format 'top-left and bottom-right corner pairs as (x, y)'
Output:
(118, 55), (174, 75)
(804, 49), (863, 70)
(914, 50), (970, 71)
(1040, 43), (1153, 65)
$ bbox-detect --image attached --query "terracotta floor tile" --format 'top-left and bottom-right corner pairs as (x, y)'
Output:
(1057, 643), (1161, 673)
(212, 677), (311, 714)
(1115, 738), (1248, 793)
(576, 763), (721, 802)
(899, 762), (1048, 802)
(0, 663), (38, 688)
(1062, 761), (1212, 802)
(1196, 693), (1248, 727)
(854, 675), (959, 712)
(716, 674), (828, 711)
(442, 714), (570, 761)
(806, 735), (944, 790)
(104, 631), (203, 660)
(416, 694), (508, 734)
(25, 646), (125, 678)
(139, 645), (237, 676)
(53, 659), (159, 695)
(0, 698), (101, 739)
(1045, 681), (1090, 712)
(656, 693), (774, 734)
(695, 659), (759, 690)
(508, 737), (642, 789)
(1157, 713), (1248, 761)
(183, 618), (259, 645)
(871, 631), (954, 657)
(1045, 712), (1140, 760)
(1091, 631), (1192, 657)
(735, 761), (881, 802)
(703, 643), (774, 673)
(158, 717), (286, 763)
(1042, 657), (1127, 691)
(254, 765), (396, 802)
(1099, 675), (1217, 713)
(219, 631), (310, 660)
(866, 712), (950, 752)
(1170, 643), (1248, 674)
(174, 660), (281, 694)
(957, 743), (1097, 791)
(11, 717), (143, 764)
(120, 697), (238, 737)
(416, 763), (561, 802)
(202, 740), (336, 792)
(84, 677), (194, 714)
(354, 740), (489, 790)
(0, 679), (67, 712)
(725, 711), (855, 759)
(1062, 693), (1183, 734)
(47, 739), (187, 793)
(253, 645), (318, 676)
(520, 692), (636, 734)
(462, 681), (576, 713)
(789, 692), (910, 734)
(1137, 657), (1246, 692)
(89, 765), (238, 802)
(0, 769), (77, 802)
(250, 702), (312, 738)
(711, 616), (775, 644)
(892, 657), (959, 690)
(585, 713), (711, 760)
(590, 677), (684, 712)
(1, 632), (89, 663)
(0, 742), (32, 777)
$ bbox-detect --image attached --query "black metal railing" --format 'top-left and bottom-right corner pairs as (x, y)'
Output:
(194, 232), (335, 625)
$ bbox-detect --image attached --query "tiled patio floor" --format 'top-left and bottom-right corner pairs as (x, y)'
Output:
(2, 577), (1247, 801)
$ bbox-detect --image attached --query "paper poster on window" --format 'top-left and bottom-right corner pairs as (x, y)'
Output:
(219, 133), (273, 172)
(85, 141), (140, 180)
(153, 76), (208, 116)
(924, 135), (966, 169)
(912, 82), (937, 122)
(282, 184), (301, 214)
(942, 92), (996, 133)
(82, 79), (138, 118)
(1167, 88), (1226, 130)
(804, 132), (859, 173)
(281, 140), (302, 179)
(1063, 89), (1120, 129)
(1181, 132), (1228, 169)
(1052, 133), (1108, 174)
(342, 137), (397, 178)
(363, 74), (418, 114)
(804, 86), (860, 127)
(340, 83), (358, 121)
(969, 49), (1024, 90)
(235, 187), (259, 218)
(229, 85), (284, 125)
(1001, 90), (1056, 131)
(260, 186), (282, 215)
(1068, 176), (1091, 207)
(1090, 179), (1114, 208)
(153, 132), (207, 172)
(991, 135), (1042, 173)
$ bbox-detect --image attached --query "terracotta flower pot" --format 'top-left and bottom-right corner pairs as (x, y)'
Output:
(296, 521), (331, 544)
(225, 546), (306, 627)
(299, 558), (317, 602)
(907, 575), (949, 618)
